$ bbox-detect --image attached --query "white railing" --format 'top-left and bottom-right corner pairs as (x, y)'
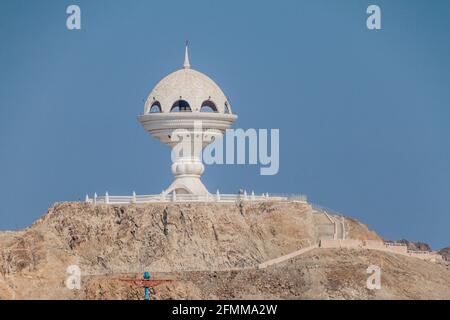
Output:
(84, 191), (307, 205)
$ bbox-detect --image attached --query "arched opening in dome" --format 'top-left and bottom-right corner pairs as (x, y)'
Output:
(171, 100), (192, 112)
(200, 100), (218, 113)
(224, 102), (231, 114)
(149, 101), (162, 113)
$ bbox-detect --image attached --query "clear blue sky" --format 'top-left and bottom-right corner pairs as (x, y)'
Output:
(0, 0), (449, 249)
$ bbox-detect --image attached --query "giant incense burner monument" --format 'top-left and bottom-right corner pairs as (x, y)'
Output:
(138, 45), (237, 196)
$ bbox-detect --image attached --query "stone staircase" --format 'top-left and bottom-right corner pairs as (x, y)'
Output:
(334, 215), (345, 240)
(313, 210), (335, 243)
(312, 209), (346, 243)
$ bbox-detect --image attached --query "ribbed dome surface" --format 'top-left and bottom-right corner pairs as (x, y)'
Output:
(144, 68), (231, 114)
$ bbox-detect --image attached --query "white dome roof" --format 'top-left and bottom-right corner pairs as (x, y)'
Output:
(144, 47), (232, 114)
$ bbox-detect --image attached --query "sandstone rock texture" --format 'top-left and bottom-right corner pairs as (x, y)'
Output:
(0, 201), (449, 300)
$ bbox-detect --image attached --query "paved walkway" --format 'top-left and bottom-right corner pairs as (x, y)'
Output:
(258, 245), (317, 269)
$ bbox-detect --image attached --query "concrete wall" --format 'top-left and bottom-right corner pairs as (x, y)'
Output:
(408, 252), (443, 262)
(363, 240), (385, 249)
(340, 239), (363, 248)
(319, 239), (363, 249)
(385, 245), (408, 254)
(319, 239), (339, 248)
(320, 239), (407, 255)
(318, 239), (445, 263)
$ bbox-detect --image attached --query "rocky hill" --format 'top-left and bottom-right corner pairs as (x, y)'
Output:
(0, 201), (449, 300)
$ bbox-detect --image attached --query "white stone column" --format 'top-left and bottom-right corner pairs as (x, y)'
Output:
(164, 127), (210, 195)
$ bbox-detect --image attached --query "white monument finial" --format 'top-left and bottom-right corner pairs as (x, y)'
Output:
(183, 41), (190, 69)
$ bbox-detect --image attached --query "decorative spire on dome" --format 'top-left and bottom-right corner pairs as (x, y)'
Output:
(183, 41), (190, 69)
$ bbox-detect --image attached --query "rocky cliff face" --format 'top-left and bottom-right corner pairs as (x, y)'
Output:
(0, 201), (322, 276)
(0, 201), (448, 300)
